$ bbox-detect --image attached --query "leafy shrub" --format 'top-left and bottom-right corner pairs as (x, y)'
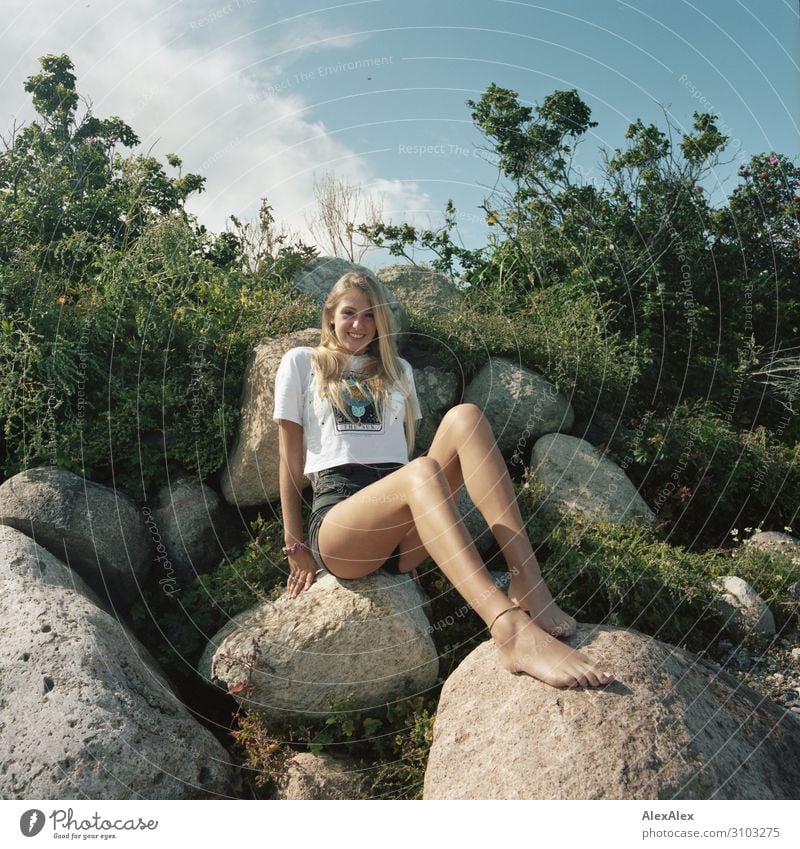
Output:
(0, 215), (317, 501)
(519, 478), (726, 650)
(408, 283), (640, 422)
(619, 402), (800, 548)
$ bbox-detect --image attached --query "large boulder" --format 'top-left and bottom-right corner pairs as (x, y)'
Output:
(152, 474), (239, 584)
(199, 571), (438, 721)
(0, 466), (152, 610)
(713, 575), (776, 639)
(271, 752), (370, 800)
(463, 358), (574, 459)
(0, 526), (239, 799)
(293, 257), (408, 338)
(529, 433), (654, 524)
(221, 328), (319, 507)
(374, 264), (461, 317)
(412, 364), (459, 455)
(744, 531), (800, 564)
(0, 524), (103, 606)
(424, 624), (800, 799)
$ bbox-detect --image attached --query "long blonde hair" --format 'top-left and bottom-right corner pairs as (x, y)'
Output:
(314, 272), (416, 456)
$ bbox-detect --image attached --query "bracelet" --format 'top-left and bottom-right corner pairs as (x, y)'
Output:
(487, 605), (525, 635)
(282, 540), (309, 557)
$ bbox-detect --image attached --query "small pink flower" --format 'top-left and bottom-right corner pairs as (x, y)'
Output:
(768, 155), (778, 165)
(695, 184), (703, 192)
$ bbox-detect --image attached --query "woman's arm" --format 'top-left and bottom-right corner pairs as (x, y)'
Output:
(277, 419), (306, 547)
(277, 418), (319, 597)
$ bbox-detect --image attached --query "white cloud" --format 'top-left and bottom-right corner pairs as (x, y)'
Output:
(0, 0), (430, 241)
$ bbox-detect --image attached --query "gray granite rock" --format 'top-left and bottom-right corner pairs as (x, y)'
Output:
(221, 328), (319, 507)
(744, 531), (800, 564)
(0, 524), (103, 607)
(272, 752), (370, 800)
(200, 571), (438, 721)
(463, 358), (574, 460)
(424, 624), (800, 799)
(152, 474), (237, 584)
(0, 466), (151, 610)
(529, 433), (654, 524)
(375, 264), (461, 317)
(0, 529), (239, 799)
(412, 364), (459, 455)
(713, 575), (776, 639)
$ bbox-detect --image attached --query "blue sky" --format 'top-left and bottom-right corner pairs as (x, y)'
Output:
(2, 0), (798, 265)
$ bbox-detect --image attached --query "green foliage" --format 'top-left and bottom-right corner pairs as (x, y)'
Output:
(360, 84), (800, 432)
(228, 694), (438, 799)
(619, 402), (800, 548)
(357, 199), (486, 280)
(408, 287), (640, 420)
(0, 213), (316, 500)
(0, 54), (205, 278)
(518, 478), (800, 648)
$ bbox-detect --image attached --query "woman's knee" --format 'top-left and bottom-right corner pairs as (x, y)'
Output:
(441, 402), (487, 434)
(406, 454), (445, 486)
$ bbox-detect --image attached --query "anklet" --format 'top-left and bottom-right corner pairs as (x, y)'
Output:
(488, 604), (526, 635)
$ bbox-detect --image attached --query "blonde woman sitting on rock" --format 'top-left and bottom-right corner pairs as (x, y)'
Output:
(273, 271), (613, 689)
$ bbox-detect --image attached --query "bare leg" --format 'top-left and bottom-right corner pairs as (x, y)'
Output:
(317, 455), (612, 688)
(417, 404), (576, 637)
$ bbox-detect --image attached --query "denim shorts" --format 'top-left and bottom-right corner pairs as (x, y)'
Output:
(308, 463), (405, 578)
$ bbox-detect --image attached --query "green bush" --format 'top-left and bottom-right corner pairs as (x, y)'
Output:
(408, 282), (640, 422)
(0, 215), (317, 501)
(619, 402), (800, 548)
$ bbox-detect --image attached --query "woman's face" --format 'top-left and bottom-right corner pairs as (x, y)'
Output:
(330, 289), (377, 355)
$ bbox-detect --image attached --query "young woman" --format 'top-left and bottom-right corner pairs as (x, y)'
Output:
(273, 271), (613, 689)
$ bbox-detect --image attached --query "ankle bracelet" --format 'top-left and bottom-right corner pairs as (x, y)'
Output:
(488, 604), (525, 635)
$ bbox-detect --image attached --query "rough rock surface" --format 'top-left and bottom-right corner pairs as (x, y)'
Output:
(271, 752), (370, 800)
(412, 365), (459, 454)
(713, 575), (776, 639)
(0, 466), (151, 610)
(200, 571), (438, 720)
(530, 433), (654, 524)
(152, 474), (238, 584)
(0, 524), (104, 606)
(0, 529), (238, 799)
(375, 264), (461, 317)
(745, 531), (800, 564)
(293, 257), (407, 336)
(423, 624), (800, 800)
(463, 358), (574, 458)
(221, 328), (319, 506)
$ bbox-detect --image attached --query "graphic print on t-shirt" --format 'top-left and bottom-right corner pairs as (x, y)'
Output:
(332, 379), (384, 433)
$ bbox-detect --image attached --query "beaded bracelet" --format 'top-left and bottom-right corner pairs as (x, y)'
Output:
(282, 540), (309, 557)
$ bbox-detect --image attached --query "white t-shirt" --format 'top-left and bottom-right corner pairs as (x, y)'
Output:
(272, 347), (422, 475)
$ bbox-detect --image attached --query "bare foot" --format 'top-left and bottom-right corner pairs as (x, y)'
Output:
(492, 608), (613, 688)
(508, 564), (576, 638)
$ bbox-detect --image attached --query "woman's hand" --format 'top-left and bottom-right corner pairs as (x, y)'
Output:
(286, 547), (319, 598)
